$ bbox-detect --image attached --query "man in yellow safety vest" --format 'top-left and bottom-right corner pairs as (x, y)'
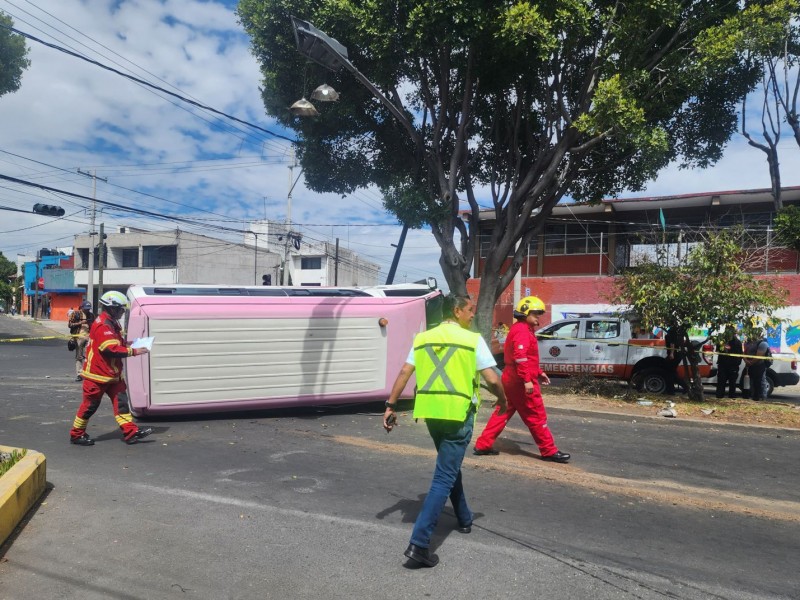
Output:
(383, 294), (507, 567)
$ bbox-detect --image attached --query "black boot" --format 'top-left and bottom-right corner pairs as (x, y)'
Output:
(542, 450), (570, 463)
(124, 427), (153, 444)
(70, 434), (95, 446)
(404, 544), (439, 567)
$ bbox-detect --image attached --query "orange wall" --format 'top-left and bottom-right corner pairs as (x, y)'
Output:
(468, 274), (800, 328)
(50, 293), (86, 322)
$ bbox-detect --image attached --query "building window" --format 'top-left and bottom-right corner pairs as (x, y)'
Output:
(301, 257), (322, 270)
(478, 229), (517, 258)
(143, 245), (177, 268)
(122, 248), (138, 268)
(545, 223), (609, 255)
(545, 224), (566, 255)
(78, 248), (88, 267)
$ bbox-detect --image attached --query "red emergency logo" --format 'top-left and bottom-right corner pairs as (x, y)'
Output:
(549, 346), (561, 357)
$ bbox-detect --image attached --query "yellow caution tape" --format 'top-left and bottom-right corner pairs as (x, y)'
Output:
(536, 334), (795, 363)
(0, 335), (68, 343)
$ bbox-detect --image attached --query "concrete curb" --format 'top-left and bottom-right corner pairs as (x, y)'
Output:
(0, 445), (46, 546)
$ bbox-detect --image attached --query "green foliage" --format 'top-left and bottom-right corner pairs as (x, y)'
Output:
(238, 0), (771, 329)
(0, 252), (15, 310)
(611, 230), (788, 337)
(774, 205), (800, 254)
(0, 251), (15, 280)
(0, 12), (30, 98)
(0, 448), (27, 477)
(695, 0), (799, 66)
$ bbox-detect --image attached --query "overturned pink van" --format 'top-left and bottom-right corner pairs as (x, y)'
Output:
(124, 285), (443, 417)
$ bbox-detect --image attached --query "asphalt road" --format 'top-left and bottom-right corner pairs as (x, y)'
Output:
(1, 315), (799, 600)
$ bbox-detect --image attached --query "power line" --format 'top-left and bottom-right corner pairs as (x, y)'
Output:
(1, 2), (291, 155)
(1, 23), (297, 144)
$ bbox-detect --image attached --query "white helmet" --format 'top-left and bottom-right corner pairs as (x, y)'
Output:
(99, 291), (129, 309)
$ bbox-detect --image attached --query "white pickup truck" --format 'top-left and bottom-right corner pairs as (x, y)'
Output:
(532, 314), (713, 394)
(703, 351), (799, 397)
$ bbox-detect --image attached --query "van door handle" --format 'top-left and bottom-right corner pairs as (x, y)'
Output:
(607, 343), (621, 346)
(565, 344), (577, 347)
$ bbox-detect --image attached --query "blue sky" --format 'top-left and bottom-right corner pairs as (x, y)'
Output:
(2, 0), (799, 288)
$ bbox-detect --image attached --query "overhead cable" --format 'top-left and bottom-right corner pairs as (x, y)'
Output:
(2, 24), (297, 144)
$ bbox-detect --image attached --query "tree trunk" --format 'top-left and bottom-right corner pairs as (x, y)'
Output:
(683, 344), (705, 402)
(474, 274), (503, 344)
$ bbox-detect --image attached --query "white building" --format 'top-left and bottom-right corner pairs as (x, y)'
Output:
(244, 220), (379, 286)
(72, 224), (379, 296)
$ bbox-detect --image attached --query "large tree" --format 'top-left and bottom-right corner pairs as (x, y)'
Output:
(0, 252), (16, 311)
(611, 230), (787, 401)
(0, 11), (30, 98)
(696, 0), (799, 209)
(238, 0), (765, 335)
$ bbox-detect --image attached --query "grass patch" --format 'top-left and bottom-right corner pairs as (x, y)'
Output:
(0, 448), (28, 477)
(550, 375), (639, 401)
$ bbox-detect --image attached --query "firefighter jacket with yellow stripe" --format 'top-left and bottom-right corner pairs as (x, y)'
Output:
(412, 322), (481, 421)
(80, 312), (135, 383)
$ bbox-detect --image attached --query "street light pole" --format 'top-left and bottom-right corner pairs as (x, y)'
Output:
(290, 17), (418, 142)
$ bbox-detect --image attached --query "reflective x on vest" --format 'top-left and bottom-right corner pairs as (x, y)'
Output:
(418, 345), (470, 400)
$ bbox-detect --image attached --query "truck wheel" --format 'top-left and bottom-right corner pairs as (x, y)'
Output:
(633, 368), (668, 394)
(765, 374), (775, 398)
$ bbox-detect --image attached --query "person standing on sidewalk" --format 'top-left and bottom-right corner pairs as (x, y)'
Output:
(383, 294), (507, 568)
(743, 329), (771, 401)
(68, 300), (94, 382)
(69, 291), (153, 446)
(473, 296), (570, 463)
(715, 325), (743, 399)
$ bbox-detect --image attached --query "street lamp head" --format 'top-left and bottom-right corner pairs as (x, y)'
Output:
(290, 97), (320, 117)
(291, 16), (349, 72)
(311, 84), (339, 102)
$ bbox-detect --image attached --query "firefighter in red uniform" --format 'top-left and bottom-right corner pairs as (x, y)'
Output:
(473, 296), (570, 463)
(69, 291), (153, 446)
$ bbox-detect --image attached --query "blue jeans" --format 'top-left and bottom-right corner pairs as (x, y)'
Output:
(410, 410), (475, 548)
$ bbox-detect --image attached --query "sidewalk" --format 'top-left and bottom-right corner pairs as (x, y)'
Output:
(2, 314), (66, 338)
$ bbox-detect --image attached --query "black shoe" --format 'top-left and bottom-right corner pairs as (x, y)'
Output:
(457, 525), (472, 534)
(124, 427), (153, 444)
(542, 450), (570, 463)
(404, 544), (439, 567)
(70, 434), (94, 446)
(473, 447), (499, 456)
(74, 375), (82, 382)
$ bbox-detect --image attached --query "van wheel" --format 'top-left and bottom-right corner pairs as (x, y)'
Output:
(632, 368), (668, 394)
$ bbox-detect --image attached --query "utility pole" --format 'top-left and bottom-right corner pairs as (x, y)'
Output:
(33, 255), (40, 319)
(334, 238), (339, 285)
(287, 147), (299, 227)
(284, 149), (303, 286)
(77, 169), (107, 311)
(97, 223), (105, 302)
(253, 231), (259, 285)
(385, 224), (408, 285)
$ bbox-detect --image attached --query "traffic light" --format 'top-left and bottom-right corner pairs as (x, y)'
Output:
(262, 274), (272, 286)
(32, 203), (65, 217)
